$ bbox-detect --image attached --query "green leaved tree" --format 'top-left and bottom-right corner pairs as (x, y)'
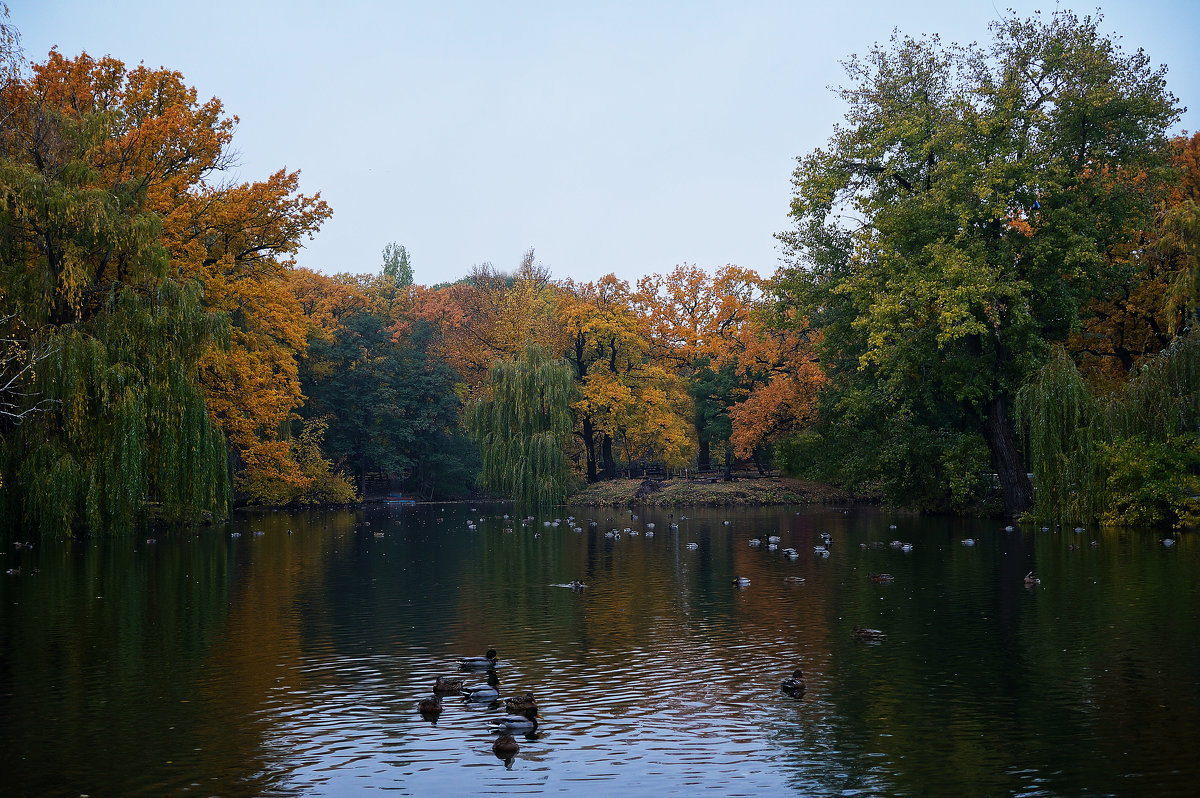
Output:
(777, 10), (1181, 516)
(468, 345), (576, 508)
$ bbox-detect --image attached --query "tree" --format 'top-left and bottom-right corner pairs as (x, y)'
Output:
(777, 11), (1180, 516)
(635, 264), (760, 471)
(468, 345), (576, 508)
(561, 275), (692, 479)
(432, 249), (566, 394)
(381, 242), (413, 288)
(294, 269), (471, 501)
(0, 50), (232, 533)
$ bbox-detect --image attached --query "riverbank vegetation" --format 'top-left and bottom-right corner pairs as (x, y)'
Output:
(0, 8), (1195, 534)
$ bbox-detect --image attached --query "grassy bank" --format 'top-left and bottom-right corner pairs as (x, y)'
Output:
(567, 475), (870, 507)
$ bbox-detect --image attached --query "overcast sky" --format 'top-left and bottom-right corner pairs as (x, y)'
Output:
(13, 1), (1200, 286)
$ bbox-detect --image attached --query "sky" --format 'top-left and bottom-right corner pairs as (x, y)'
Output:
(12, 0), (1200, 287)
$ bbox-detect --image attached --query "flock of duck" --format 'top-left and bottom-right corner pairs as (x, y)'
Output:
(416, 648), (542, 763)
(421, 646), (816, 763)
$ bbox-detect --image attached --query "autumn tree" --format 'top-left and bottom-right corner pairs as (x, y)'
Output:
(433, 249), (566, 394)
(728, 302), (826, 468)
(0, 51), (232, 532)
(560, 275), (691, 479)
(162, 167), (330, 503)
(1069, 133), (1200, 388)
(777, 11), (1180, 516)
(635, 264), (759, 472)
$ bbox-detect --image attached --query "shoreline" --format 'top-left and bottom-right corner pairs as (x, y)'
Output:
(565, 475), (873, 507)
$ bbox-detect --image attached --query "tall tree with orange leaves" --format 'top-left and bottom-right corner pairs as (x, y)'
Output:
(635, 264), (760, 472)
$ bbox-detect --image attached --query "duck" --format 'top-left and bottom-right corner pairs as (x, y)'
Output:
(433, 676), (465, 694)
(464, 682), (500, 702)
(1023, 572), (1041, 586)
(504, 692), (538, 714)
(418, 695), (443, 715)
(459, 648), (499, 670)
(852, 625), (885, 642)
(732, 576), (751, 586)
(781, 669), (807, 696)
(490, 706), (539, 733)
(568, 580), (587, 590)
(868, 573), (895, 583)
(492, 733), (520, 758)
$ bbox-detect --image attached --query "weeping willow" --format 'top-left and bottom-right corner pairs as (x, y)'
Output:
(1, 281), (231, 535)
(1016, 347), (1106, 522)
(468, 345), (576, 509)
(1018, 333), (1200, 526)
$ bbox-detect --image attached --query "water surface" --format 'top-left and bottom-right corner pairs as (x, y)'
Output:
(1, 504), (1197, 796)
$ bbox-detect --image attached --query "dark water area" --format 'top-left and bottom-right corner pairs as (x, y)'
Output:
(1, 504), (1197, 796)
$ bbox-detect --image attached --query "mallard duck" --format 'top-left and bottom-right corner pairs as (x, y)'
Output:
(464, 682), (500, 702)
(782, 669), (806, 696)
(433, 676), (465, 694)
(504, 692), (538, 714)
(418, 695), (442, 715)
(732, 576), (751, 586)
(492, 733), (520, 758)
(490, 707), (539, 733)
(459, 648), (499, 670)
(853, 625), (885, 641)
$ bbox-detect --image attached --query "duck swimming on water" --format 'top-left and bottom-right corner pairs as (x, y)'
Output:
(433, 676), (465, 694)
(464, 682), (500, 702)
(782, 669), (807, 696)
(490, 706), (539, 733)
(459, 648), (499, 670)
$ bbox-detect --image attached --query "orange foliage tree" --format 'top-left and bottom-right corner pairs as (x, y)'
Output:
(559, 274), (691, 479)
(634, 264), (761, 471)
(16, 51), (333, 504)
(1068, 137), (1199, 388)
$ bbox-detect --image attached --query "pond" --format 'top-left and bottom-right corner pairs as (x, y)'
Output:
(1, 504), (1197, 796)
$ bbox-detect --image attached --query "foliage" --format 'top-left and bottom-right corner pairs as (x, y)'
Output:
(1099, 435), (1199, 528)
(0, 49), (234, 534)
(776, 10), (1181, 515)
(2, 284), (230, 534)
(297, 270), (469, 502)
(1018, 332), (1200, 527)
(1016, 347), (1105, 522)
(236, 416), (357, 506)
(468, 346), (576, 508)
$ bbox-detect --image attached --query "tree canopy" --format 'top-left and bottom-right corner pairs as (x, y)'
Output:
(776, 10), (1182, 516)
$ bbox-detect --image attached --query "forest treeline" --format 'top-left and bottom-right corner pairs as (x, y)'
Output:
(0, 10), (1196, 535)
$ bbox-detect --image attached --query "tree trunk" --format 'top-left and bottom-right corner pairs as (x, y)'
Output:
(723, 442), (734, 481)
(698, 437), (711, 471)
(581, 416), (597, 482)
(981, 394), (1032, 517)
(601, 434), (616, 478)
